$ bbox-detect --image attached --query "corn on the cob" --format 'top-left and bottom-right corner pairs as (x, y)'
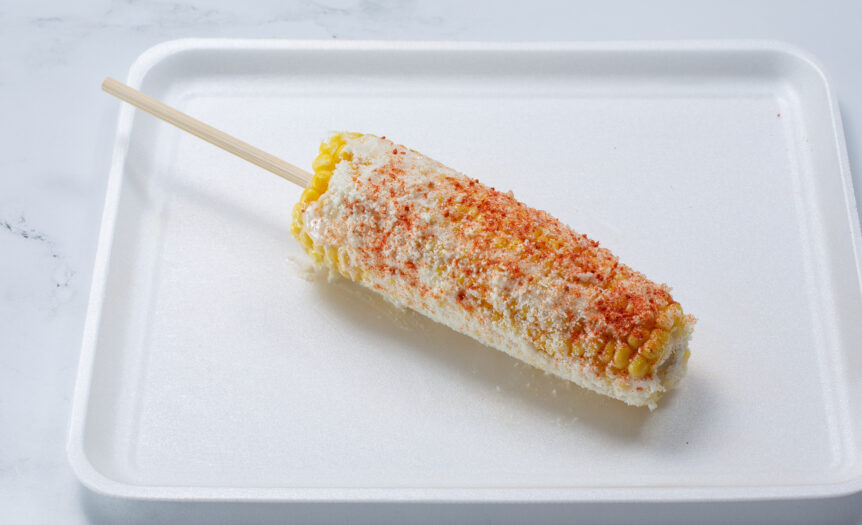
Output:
(292, 132), (694, 409)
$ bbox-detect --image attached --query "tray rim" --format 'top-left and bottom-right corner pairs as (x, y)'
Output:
(68, 38), (862, 503)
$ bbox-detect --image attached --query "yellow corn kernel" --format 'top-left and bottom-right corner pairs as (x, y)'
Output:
(641, 329), (669, 360)
(569, 342), (585, 357)
(291, 211), (304, 237)
(310, 247), (324, 264)
(536, 341), (553, 356)
(338, 249), (351, 266)
(325, 246), (339, 267)
(612, 340), (632, 369)
(628, 355), (650, 378)
(300, 187), (320, 203)
(584, 336), (605, 358)
(312, 153), (335, 172)
(311, 171), (331, 194)
(599, 341), (615, 363)
(300, 232), (314, 251)
(627, 327), (647, 349)
(667, 303), (684, 326)
(334, 143), (348, 159)
(640, 317), (656, 331)
(330, 133), (346, 147)
(656, 307), (675, 330)
(292, 202), (303, 220)
(652, 328), (670, 345)
(641, 340), (658, 360)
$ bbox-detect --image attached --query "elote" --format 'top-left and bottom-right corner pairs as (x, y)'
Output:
(292, 132), (694, 409)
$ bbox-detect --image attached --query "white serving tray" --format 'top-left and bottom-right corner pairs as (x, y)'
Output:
(69, 40), (862, 502)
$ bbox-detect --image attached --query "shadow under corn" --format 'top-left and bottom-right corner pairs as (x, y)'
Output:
(309, 271), (656, 441)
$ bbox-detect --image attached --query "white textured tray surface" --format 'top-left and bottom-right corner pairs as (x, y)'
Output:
(69, 40), (862, 501)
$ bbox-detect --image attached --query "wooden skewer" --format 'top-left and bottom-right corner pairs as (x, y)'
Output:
(102, 77), (312, 188)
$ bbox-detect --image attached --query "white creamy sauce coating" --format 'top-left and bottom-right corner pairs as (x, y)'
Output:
(300, 134), (689, 408)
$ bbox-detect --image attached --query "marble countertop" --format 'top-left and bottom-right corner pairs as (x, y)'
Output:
(3, 1), (862, 523)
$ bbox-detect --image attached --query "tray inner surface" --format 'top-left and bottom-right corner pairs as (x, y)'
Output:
(78, 44), (861, 494)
